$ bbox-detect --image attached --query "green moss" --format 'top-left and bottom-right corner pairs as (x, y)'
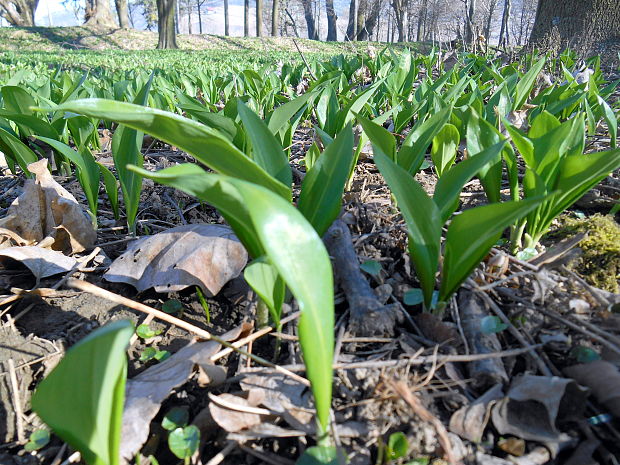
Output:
(550, 214), (620, 293)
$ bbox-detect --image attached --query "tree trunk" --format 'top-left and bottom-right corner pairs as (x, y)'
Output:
(325, 0), (337, 40)
(197, 0), (202, 33)
(529, 0), (620, 55)
(0, 0), (38, 25)
(416, 0), (427, 41)
(85, 0), (117, 26)
(244, 0), (249, 36)
(390, 0), (407, 42)
(271, 0), (279, 35)
(498, 0), (510, 47)
(358, 0), (381, 40)
(346, 0), (356, 40)
(484, 0), (497, 39)
(188, 0), (192, 33)
(256, 0), (263, 36)
(465, 0), (476, 44)
(223, 0), (229, 35)
(157, 0), (178, 48)
(301, 0), (318, 40)
(115, 0), (129, 27)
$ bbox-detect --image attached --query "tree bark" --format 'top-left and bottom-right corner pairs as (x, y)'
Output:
(187, 0), (192, 33)
(390, 0), (407, 42)
(498, 0), (511, 47)
(256, 0), (263, 36)
(484, 0), (497, 39)
(325, 0), (337, 40)
(197, 0), (202, 33)
(271, 0), (279, 35)
(416, 0), (427, 41)
(244, 0), (249, 36)
(346, 0), (356, 40)
(115, 0), (129, 27)
(465, 0), (476, 44)
(223, 0), (229, 35)
(529, 0), (620, 55)
(157, 0), (178, 48)
(0, 0), (38, 25)
(301, 0), (318, 40)
(85, 0), (117, 26)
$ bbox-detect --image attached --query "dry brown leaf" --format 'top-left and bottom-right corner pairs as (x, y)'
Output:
(105, 224), (247, 295)
(563, 361), (620, 417)
(491, 374), (587, 452)
(120, 323), (250, 461)
(0, 246), (77, 279)
(0, 159), (96, 254)
(449, 383), (503, 443)
(209, 392), (273, 433)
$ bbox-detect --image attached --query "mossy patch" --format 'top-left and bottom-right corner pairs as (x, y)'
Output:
(549, 214), (620, 293)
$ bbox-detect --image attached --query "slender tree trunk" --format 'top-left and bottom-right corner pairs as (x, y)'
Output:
(301, 0), (318, 39)
(188, 0), (192, 33)
(465, 0), (476, 44)
(85, 0), (117, 26)
(157, 0), (178, 48)
(355, 0), (367, 39)
(498, 0), (510, 46)
(529, 0), (619, 55)
(223, 0), (229, 35)
(256, 0), (263, 35)
(244, 0), (249, 35)
(0, 0), (38, 25)
(285, 7), (300, 37)
(346, 0), (356, 40)
(197, 0), (202, 33)
(390, 0), (407, 42)
(115, 0), (129, 27)
(484, 0), (496, 39)
(271, 0), (280, 35)
(325, 0), (337, 40)
(416, 0), (427, 41)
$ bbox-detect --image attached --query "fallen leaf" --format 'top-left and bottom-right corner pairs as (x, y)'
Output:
(497, 437), (525, 456)
(563, 361), (620, 417)
(0, 159), (96, 254)
(491, 374), (587, 452)
(449, 384), (503, 443)
(0, 246), (77, 279)
(209, 392), (273, 433)
(105, 224), (248, 295)
(120, 323), (251, 461)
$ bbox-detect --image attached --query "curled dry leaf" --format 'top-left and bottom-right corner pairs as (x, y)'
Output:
(0, 246), (77, 279)
(105, 224), (248, 295)
(563, 360), (620, 417)
(449, 383), (504, 443)
(120, 323), (251, 461)
(491, 374), (587, 451)
(0, 159), (96, 254)
(208, 392), (273, 433)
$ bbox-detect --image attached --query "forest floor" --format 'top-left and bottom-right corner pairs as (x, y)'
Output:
(0, 34), (620, 465)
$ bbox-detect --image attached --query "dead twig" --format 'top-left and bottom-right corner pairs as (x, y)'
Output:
(7, 359), (25, 443)
(68, 278), (310, 386)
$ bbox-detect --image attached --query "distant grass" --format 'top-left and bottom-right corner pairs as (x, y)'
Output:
(0, 26), (404, 71)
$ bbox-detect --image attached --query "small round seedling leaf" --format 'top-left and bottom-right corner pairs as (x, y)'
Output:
(403, 289), (424, 306)
(162, 407), (189, 431)
(480, 316), (508, 334)
(136, 324), (162, 339)
(360, 260), (382, 276)
(140, 347), (157, 362)
(162, 299), (183, 314)
(24, 429), (50, 451)
(168, 426), (200, 460)
(154, 350), (170, 362)
(571, 346), (601, 363)
(387, 432), (408, 460)
(516, 247), (538, 261)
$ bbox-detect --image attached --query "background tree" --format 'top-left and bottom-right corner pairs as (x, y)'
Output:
(300, 0), (318, 39)
(498, 0), (510, 46)
(116, 0), (130, 27)
(244, 0), (249, 35)
(256, 0), (263, 35)
(271, 0), (280, 35)
(529, 0), (620, 55)
(224, 0), (229, 35)
(0, 0), (38, 25)
(157, 0), (177, 48)
(325, 0), (337, 40)
(345, 0), (356, 39)
(390, 0), (407, 42)
(85, 0), (117, 26)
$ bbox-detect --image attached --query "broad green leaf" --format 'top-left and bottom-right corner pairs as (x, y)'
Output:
(47, 99), (291, 200)
(0, 127), (38, 175)
(513, 57), (545, 110)
(99, 163), (119, 219)
(244, 257), (286, 328)
(24, 429), (50, 452)
(31, 320), (133, 465)
(374, 152), (442, 309)
(357, 114), (396, 160)
(1, 85), (36, 115)
(431, 123), (459, 177)
(267, 91), (314, 134)
(162, 407), (189, 431)
(0, 111), (59, 140)
(298, 125), (354, 236)
(439, 197), (543, 302)
(388, 432), (409, 460)
(434, 141), (507, 222)
(237, 100), (292, 188)
(596, 96), (617, 147)
(112, 76), (153, 233)
(399, 105), (452, 174)
(466, 110), (504, 202)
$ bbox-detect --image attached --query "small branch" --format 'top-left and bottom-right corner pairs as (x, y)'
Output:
(292, 38), (317, 80)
